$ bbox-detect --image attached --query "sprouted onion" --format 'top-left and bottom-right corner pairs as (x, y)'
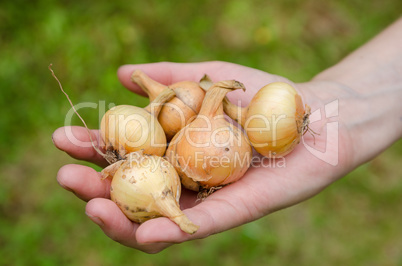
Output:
(166, 80), (252, 192)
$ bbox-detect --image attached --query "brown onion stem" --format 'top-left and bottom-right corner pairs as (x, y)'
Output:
(131, 70), (167, 100)
(222, 97), (248, 127)
(199, 80), (246, 117)
(155, 195), (199, 234)
(144, 88), (176, 117)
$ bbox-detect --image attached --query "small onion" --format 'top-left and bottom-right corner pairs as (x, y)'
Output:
(223, 81), (311, 157)
(165, 80), (252, 192)
(101, 151), (199, 234)
(100, 88), (175, 162)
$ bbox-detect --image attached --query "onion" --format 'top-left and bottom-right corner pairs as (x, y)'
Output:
(165, 80), (252, 192)
(222, 81), (311, 157)
(131, 70), (206, 140)
(101, 150), (199, 234)
(100, 88), (175, 163)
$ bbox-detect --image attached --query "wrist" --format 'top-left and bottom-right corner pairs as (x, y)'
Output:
(298, 75), (402, 170)
(311, 60), (402, 139)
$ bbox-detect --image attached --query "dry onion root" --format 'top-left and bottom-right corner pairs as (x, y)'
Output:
(131, 70), (206, 141)
(101, 150), (199, 234)
(166, 80), (252, 192)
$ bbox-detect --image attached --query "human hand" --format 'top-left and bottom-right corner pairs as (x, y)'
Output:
(53, 61), (354, 253)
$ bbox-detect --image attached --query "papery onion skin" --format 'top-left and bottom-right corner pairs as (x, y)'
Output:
(245, 82), (309, 157)
(109, 152), (199, 234)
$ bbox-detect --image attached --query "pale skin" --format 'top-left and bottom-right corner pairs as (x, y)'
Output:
(52, 18), (402, 253)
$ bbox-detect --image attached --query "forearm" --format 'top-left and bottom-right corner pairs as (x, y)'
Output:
(311, 18), (402, 166)
(314, 18), (402, 94)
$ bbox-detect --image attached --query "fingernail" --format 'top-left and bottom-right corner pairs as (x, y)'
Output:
(86, 212), (104, 227)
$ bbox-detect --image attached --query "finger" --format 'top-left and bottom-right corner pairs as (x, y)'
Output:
(52, 126), (108, 167)
(117, 61), (258, 93)
(117, 61), (283, 105)
(86, 198), (172, 253)
(178, 188), (199, 209)
(117, 61), (221, 95)
(57, 164), (111, 202)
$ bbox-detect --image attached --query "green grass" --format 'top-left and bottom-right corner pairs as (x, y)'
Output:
(1, 0), (401, 265)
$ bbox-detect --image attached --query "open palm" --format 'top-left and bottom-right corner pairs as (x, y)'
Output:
(53, 61), (353, 253)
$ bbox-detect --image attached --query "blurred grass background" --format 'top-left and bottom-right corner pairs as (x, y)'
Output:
(1, 0), (401, 265)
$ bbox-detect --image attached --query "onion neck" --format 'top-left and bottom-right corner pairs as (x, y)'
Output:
(222, 97), (248, 127)
(199, 80), (246, 117)
(131, 70), (167, 101)
(155, 194), (199, 234)
(144, 88), (176, 117)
